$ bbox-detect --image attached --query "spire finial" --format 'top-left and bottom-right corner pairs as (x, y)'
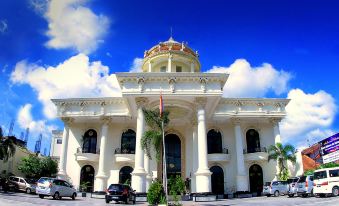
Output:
(170, 26), (173, 38)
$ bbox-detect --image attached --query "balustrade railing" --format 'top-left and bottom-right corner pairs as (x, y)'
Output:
(76, 147), (100, 154)
(114, 148), (135, 154)
(243, 147), (267, 154)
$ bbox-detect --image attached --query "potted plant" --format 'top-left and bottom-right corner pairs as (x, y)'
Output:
(147, 180), (167, 205)
(168, 176), (185, 206)
(80, 181), (90, 197)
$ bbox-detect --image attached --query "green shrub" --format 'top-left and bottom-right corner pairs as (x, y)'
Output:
(147, 180), (166, 205)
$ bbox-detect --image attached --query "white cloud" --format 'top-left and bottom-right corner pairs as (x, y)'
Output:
(42, 0), (110, 54)
(11, 54), (121, 119)
(29, 0), (49, 14)
(281, 89), (337, 147)
(129, 58), (143, 72)
(17, 104), (57, 138)
(207, 59), (291, 97)
(0, 19), (8, 34)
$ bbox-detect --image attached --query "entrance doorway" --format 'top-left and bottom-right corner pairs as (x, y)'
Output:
(165, 134), (181, 179)
(210, 166), (224, 195)
(80, 165), (95, 192)
(249, 164), (263, 196)
(119, 166), (133, 185)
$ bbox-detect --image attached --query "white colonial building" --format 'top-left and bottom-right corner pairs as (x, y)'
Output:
(51, 37), (289, 196)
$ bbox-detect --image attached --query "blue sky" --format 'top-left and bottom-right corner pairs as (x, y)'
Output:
(0, 0), (338, 154)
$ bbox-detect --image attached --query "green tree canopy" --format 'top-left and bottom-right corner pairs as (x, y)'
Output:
(0, 127), (16, 162)
(268, 142), (296, 180)
(18, 154), (58, 178)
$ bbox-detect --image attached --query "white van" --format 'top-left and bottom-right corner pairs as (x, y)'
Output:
(313, 166), (339, 197)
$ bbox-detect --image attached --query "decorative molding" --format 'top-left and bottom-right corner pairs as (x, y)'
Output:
(168, 77), (176, 93)
(101, 116), (113, 125)
(137, 77), (145, 92)
(195, 97), (207, 108)
(135, 97), (149, 108)
(230, 117), (241, 125)
(61, 117), (74, 126)
(200, 77), (208, 93)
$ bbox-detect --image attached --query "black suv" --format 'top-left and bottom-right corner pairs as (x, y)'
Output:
(105, 184), (136, 204)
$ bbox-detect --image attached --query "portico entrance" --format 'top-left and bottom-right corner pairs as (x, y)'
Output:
(249, 164), (263, 196)
(165, 134), (181, 179)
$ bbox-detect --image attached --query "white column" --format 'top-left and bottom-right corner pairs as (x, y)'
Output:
(191, 62), (195, 73)
(148, 61), (152, 72)
(233, 118), (248, 191)
(58, 118), (72, 179)
(271, 118), (281, 180)
(95, 119), (110, 191)
(191, 120), (198, 193)
(144, 154), (152, 191)
(168, 54), (172, 72)
(272, 119), (281, 143)
(195, 98), (211, 193)
(132, 97), (148, 193)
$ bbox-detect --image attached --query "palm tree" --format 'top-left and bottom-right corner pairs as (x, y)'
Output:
(0, 127), (16, 162)
(268, 143), (296, 180)
(141, 109), (170, 161)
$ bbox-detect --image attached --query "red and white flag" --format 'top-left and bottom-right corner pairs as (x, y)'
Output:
(159, 92), (164, 117)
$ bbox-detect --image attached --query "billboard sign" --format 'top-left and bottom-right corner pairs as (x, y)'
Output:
(319, 133), (339, 164)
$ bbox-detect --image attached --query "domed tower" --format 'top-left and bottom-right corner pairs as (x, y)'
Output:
(142, 37), (201, 73)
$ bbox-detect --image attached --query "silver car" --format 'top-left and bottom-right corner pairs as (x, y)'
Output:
(8, 176), (37, 194)
(287, 177), (300, 197)
(296, 175), (314, 197)
(262, 181), (289, 197)
(36, 177), (77, 200)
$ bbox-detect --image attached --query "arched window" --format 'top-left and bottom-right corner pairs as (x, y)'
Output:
(246, 129), (260, 153)
(80, 165), (95, 192)
(121, 129), (136, 154)
(119, 166), (133, 185)
(82, 129), (97, 153)
(207, 129), (222, 154)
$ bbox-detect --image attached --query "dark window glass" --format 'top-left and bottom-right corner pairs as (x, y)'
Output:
(121, 129), (136, 154)
(207, 129), (222, 154)
(160, 66), (166, 72)
(82, 129), (97, 154)
(80, 165), (95, 192)
(246, 129), (260, 153)
(272, 182), (278, 186)
(38, 178), (52, 184)
(298, 176), (306, 183)
(310, 176), (314, 181)
(57, 139), (62, 144)
(314, 171), (327, 179)
(176, 66), (182, 72)
(165, 134), (181, 178)
(20, 179), (25, 183)
(13, 177), (19, 182)
(108, 184), (123, 190)
(329, 169), (339, 177)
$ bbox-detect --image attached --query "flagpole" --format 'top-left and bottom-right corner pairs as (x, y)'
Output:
(162, 120), (168, 201)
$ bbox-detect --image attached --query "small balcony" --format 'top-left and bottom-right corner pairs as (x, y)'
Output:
(114, 148), (135, 163)
(243, 147), (268, 162)
(75, 147), (100, 162)
(208, 148), (231, 162)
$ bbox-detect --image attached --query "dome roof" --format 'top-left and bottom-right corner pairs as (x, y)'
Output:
(143, 37), (198, 59)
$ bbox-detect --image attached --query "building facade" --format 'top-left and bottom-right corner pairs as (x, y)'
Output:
(51, 37), (289, 195)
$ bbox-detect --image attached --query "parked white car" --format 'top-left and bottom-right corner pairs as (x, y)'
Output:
(296, 175), (314, 197)
(313, 167), (339, 197)
(36, 177), (77, 200)
(262, 181), (289, 197)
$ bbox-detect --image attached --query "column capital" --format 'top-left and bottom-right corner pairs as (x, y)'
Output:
(191, 116), (198, 126)
(61, 117), (74, 126)
(230, 117), (242, 125)
(100, 116), (112, 125)
(270, 118), (281, 126)
(135, 97), (149, 108)
(195, 97), (207, 108)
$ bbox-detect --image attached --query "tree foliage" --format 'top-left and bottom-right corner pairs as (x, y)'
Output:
(268, 143), (296, 180)
(304, 162), (339, 175)
(18, 155), (58, 178)
(0, 127), (16, 162)
(141, 109), (170, 161)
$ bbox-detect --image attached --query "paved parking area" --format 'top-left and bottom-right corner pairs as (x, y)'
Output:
(0, 192), (338, 206)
